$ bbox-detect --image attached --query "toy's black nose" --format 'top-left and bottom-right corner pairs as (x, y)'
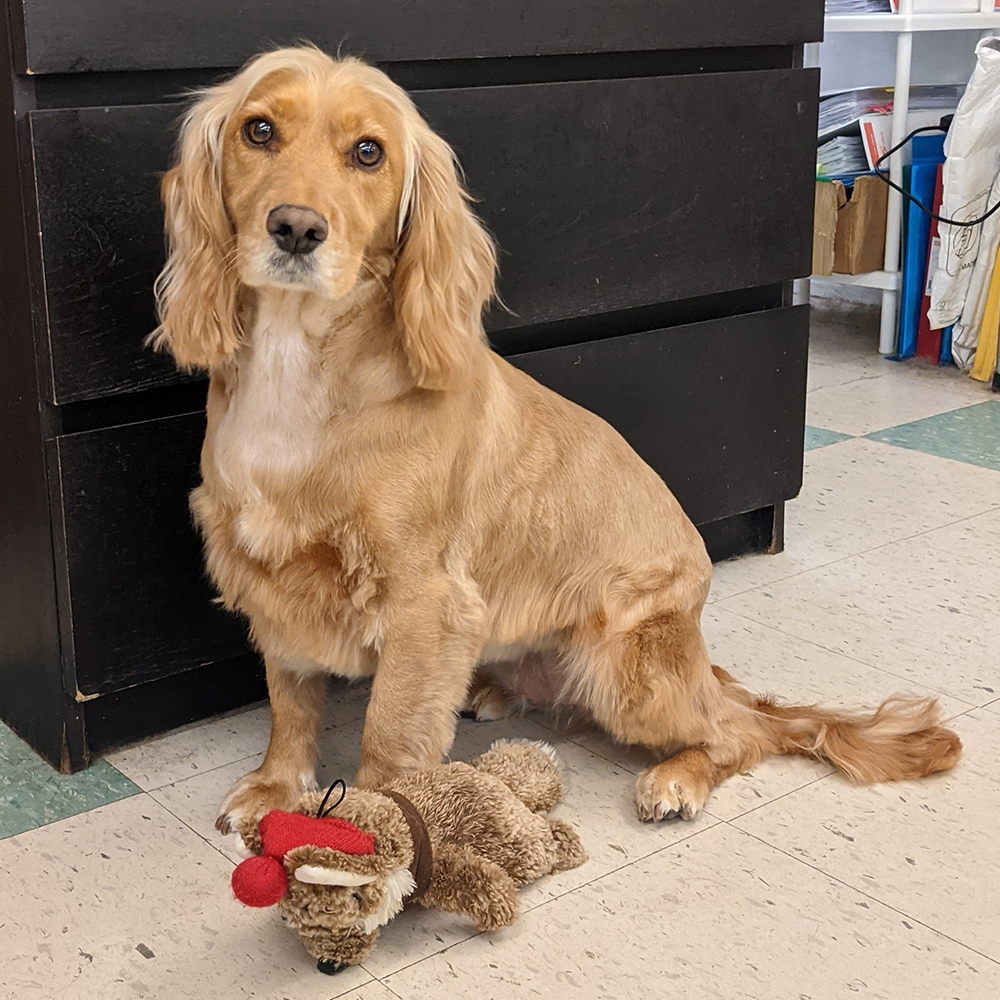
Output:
(317, 960), (346, 976)
(266, 204), (328, 255)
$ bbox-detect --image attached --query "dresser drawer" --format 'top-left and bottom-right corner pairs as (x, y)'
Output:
(14, 0), (823, 75)
(508, 305), (810, 525)
(51, 305), (805, 697)
(31, 69), (817, 403)
(50, 413), (248, 697)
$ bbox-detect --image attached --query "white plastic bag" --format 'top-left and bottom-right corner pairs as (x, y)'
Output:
(928, 38), (1000, 368)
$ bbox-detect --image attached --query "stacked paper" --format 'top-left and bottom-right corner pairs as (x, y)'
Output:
(826, 0), (890, 12)
(819, 85), (964, 139)
(817, 135), (871, 179)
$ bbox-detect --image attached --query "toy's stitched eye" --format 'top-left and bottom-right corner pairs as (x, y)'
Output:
(352, 892), (363, 905)
(353, 139), (384, 168)
(244, 118), (275, 146)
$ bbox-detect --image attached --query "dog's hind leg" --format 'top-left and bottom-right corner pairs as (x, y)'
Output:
(568, 608), (768, 822)
(572, 607), (960, 822)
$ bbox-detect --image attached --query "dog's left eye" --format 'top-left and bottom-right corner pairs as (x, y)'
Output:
(244, 118), (275, 146)
(353, 139), (384, 168)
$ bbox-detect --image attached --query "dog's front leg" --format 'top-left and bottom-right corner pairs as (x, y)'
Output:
(356, 578), (484, 788)
(216, 660), (326, 833)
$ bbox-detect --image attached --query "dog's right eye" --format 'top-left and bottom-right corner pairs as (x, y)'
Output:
(244, 118), (275, 146)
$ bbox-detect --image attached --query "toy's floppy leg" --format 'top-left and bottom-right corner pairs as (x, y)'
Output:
(547, 817), (587, 873)
(474, 739), (563, 813)
(421, 843), (520, 931)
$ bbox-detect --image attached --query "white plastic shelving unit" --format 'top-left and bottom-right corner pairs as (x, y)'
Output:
(815, 0), (1000, 355)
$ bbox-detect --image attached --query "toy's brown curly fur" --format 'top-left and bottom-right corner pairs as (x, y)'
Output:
(235, 739), (585, 973)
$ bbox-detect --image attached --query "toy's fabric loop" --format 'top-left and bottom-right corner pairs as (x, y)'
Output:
(316, 779), (347, 818)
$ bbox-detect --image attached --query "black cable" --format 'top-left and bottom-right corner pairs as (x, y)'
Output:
(872, 119), (1000, 228)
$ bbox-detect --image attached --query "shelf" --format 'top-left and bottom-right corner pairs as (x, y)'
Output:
(826, 11), (1000, 32)
(812, 270), (901, 290)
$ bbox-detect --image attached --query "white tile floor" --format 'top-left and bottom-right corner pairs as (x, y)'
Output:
(4, 305), (1000, 999)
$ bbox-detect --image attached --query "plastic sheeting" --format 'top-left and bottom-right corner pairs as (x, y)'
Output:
(928, 38), (1000, 370)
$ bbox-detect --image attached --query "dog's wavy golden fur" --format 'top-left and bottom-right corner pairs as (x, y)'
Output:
(150, 46), (961, 833)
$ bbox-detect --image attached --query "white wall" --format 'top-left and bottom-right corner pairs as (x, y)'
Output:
(818, 30), (981, 94)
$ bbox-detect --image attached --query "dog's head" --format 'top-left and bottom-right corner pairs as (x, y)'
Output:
(150, 46), (496, 389)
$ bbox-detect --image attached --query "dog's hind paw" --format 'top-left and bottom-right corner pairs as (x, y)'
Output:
(635, 763), (711, 823)
(462, 679), (513, 722)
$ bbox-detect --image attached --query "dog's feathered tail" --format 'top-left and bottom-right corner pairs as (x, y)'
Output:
(714, 666), (961, 783)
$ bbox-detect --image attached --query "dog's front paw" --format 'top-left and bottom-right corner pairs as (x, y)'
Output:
(215, 767), (317, 834)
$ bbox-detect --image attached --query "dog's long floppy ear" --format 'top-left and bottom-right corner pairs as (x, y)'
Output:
(392, 123), (497, 391)
(147, 89), (242, 371)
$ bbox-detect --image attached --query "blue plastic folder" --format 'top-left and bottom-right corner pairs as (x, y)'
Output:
(940, 325), (954, 366)
(896, 135), (946, 360)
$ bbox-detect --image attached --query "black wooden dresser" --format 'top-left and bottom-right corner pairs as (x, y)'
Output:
(0, 1), (823, 770)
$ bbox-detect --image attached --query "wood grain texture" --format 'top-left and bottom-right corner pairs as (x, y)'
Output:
(53, 306), (805, 697)
(16, 0), (824, 74)
(29, 105), (192, 403)
(0, 1), (86, 770)
(55, 413), (249, 697)
(31, 69), (817, 402)
(509, 306), (810, 525)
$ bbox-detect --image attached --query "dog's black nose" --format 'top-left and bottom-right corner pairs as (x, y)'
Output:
(317, 960), (346, 976)
(266, 204), (328, 255)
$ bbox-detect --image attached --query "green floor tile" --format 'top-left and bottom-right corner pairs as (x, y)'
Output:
(865, 400), (1000, 472)
(0, 723), (141, 840)
(804, 425), (855, 451)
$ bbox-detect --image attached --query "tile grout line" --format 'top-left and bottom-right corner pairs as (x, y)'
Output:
(119, 749), (266, 794)
(807, 381), (990, 428)
(706, 770), (838, 825)
(137, 789), (240, 867)
(711, 498), (1000, 609)
(560, 733), (646, 776)
(366, 818), (724, 982)
(727, 821), (1000, 969)
(716, 599), (988, 710)
(977, 695), (1000, 714)
(711, 499), (1000, 707)
(709, 603), (981, 711)
(365, 980), (406, 999)
(104, 705), (372, 793)
(862, 433), (1000, 476)
(518, 818), (723, 916)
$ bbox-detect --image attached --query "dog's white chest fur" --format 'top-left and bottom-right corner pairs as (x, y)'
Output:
(212, 295), (331, 559)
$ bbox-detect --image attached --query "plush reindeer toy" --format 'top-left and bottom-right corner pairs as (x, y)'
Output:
(230, 740), (586, 973)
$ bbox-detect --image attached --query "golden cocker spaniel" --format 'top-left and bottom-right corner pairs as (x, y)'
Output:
(149, 46), (960, 833)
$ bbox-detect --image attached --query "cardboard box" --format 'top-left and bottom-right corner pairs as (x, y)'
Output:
(813, 175), (888, 277)
(813, 180), (840, 277)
